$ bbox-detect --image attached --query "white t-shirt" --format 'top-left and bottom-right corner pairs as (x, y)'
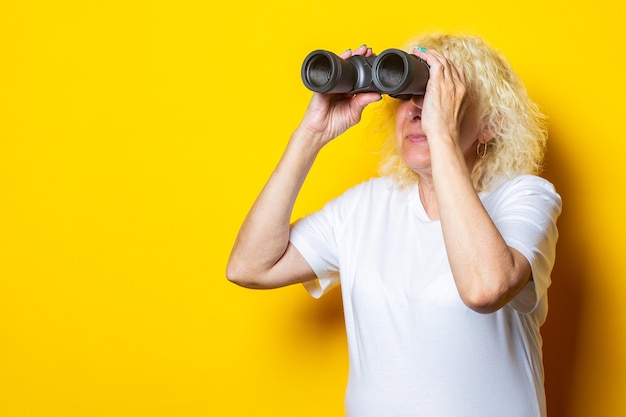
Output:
(290, 175), (562, 417)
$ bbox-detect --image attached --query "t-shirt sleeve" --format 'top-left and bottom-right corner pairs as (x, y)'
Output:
(289, 197), (344, 299)
(290, 218), (340, 298)
(489, 176), (562, 313)
(288, 181), (367, 298)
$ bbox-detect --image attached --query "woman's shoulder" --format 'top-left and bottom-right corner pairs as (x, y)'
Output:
(490, 174), (558, 195)
(482, 174), (562, 210)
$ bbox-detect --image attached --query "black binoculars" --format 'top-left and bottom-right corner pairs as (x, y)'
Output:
(301, 48), (429, 99)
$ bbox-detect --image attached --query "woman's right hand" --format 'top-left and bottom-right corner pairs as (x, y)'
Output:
(296, 45), (383, 147)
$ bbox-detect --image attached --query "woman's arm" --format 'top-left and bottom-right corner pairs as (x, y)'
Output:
(225, 127), (322, 289)
(226, 46), (382, 289)
(434, 145), (532, 314)
(415, 49), (532, 314)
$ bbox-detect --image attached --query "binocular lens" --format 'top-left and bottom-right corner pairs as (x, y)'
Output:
(301, 50), (364, 94)
(375, 54), (405, 90)
(371, 49), (429, 97)
(305, 55), (333, 89)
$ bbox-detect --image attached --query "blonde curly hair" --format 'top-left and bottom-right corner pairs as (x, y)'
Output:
(376, 33), (548, 192)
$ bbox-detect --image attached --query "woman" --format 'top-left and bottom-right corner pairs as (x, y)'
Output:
(226, 33), (561, 417)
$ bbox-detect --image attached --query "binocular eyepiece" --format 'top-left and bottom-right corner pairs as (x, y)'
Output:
(301, 48), (429, 99)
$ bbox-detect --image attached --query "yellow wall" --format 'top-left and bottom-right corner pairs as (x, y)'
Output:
(1, 1), (624, 416)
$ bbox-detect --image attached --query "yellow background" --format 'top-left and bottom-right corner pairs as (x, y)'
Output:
(1, 1), (624, 416)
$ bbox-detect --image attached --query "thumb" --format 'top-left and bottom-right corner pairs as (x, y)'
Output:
(352, 92), (383, 110)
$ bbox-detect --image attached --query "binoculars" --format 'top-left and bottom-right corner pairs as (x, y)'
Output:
(301, 48), (429, 99)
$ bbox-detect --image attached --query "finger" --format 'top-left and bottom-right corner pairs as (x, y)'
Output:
(352, 92), (383, 110)
(338, 48), (353, 59)
(339, 44), (373, 62)
(431, 54), (460, 83)
(443, 61), (466, 85)
(413, 48), (444, 64)
(413, 48), (448, 78)
(454, 65), (466, 83)
(427, 50), (464, 82)
(352, 44), (369, 56)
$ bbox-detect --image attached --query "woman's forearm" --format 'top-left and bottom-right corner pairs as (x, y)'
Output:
(225, 128), (324, 287)
(431, 138), (530, 313)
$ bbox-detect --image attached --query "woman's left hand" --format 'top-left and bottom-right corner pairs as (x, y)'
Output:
(412, 48), (469, 144)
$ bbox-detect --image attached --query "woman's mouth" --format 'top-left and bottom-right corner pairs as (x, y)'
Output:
(406, 134), (427, 143)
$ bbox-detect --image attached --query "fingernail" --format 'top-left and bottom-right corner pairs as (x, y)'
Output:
(414, 47), (427, 52)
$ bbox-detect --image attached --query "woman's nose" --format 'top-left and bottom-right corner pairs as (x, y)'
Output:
(407, 95), (423, 120)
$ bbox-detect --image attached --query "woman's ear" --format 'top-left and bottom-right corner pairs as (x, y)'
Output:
(478, 129), (495, 144)
(479, 114), (501, 144)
